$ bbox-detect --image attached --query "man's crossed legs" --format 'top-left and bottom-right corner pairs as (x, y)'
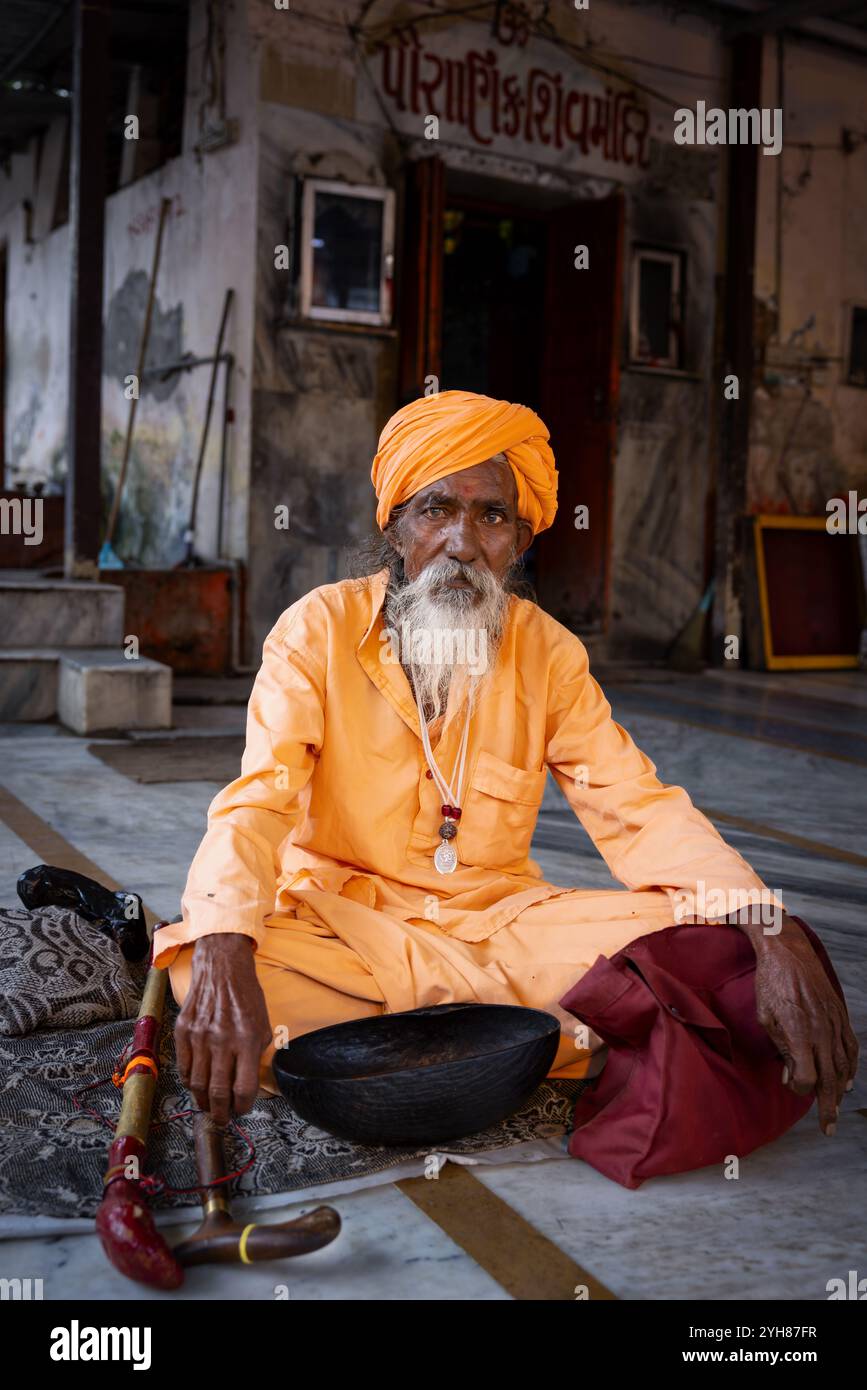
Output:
(169, 888), (680, 1096)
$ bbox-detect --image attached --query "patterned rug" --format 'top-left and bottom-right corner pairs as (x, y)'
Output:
(0, 910), (586, 1219)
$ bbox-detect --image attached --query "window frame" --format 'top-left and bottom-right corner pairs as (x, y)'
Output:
(628, 245), (685, 370)
(299, 178), (395, 327)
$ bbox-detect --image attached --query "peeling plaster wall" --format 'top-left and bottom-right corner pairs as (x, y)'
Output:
(247, 2), (409, 652)
(249, 100), (399, 652)
(0, 0), (258, 572)
(609, 167), (721, 660)
(0, 135), (71, 488)
(752, 35), (867, 515)
(602, 11), (725, 660)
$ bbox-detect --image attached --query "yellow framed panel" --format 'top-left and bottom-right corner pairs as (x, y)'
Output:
(753, 514), (862, 671)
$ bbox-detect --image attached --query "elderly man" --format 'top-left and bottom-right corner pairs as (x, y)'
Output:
(158, 390), (857, 1132)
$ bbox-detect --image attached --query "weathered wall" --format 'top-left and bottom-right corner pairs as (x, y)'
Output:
(0, 0), (258, 571)
(249, 3), (867, 658)
(8, 0), (861, 667)
(0, 134), (71, 488)
(610, 111), (724, 657)
(752, 34), (867, 514)
(248, 98), (399, 651)
(246, 0), (727, 656)
(610, 267), (717, 660)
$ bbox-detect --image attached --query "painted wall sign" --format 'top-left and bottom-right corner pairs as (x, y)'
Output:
(369, 23), (651, 179)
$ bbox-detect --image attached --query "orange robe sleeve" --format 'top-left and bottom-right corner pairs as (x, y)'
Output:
(152, 600), (326, 969)
(544, 632), (786, 924)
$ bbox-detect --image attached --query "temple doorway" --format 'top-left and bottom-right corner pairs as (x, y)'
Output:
(399, 159), (624, 634)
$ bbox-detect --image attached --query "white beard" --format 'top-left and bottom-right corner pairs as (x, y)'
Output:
(384, 558), (512, 722)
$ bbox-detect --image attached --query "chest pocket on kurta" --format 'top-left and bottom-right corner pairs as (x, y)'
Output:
(457, 750), (547, 872)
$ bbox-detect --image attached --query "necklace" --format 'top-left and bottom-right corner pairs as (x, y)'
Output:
(416, 686), (474, 874)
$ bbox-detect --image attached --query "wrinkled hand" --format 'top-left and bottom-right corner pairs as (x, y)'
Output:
(175, 933), (273, 1125)
(734, 912), (859, 1134)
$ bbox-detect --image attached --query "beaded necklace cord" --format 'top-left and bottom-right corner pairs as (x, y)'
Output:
(415, 684), (475, 875)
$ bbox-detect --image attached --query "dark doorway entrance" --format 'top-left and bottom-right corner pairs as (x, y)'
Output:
(440, 201), (547, 414)
(440, 196), (547, 593)
(400, 162), (624, 635)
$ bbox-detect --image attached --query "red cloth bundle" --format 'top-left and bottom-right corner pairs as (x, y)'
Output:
(558, 916), (845, 1189)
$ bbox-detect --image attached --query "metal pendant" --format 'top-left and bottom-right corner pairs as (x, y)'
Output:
(434, 838), (458, 874)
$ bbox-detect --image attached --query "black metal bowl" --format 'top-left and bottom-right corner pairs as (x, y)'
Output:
(271, 1002), (561, 1146)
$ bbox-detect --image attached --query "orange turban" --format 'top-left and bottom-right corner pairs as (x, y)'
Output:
(371, 390), (558, 536)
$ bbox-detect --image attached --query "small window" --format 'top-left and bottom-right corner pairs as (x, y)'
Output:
(299, 180), (395, 326)
(846, 304), (867, 387)
(629, 247), (684, 369)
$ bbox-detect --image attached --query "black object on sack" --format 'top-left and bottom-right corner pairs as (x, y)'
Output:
(17, 864), (149, 962)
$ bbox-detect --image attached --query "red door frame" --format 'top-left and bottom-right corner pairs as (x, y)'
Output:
(397, 156), (445, 403)
(536, 192), (625, 633)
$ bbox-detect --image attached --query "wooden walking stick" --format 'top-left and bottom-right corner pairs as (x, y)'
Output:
(173, 1110), (341, 1267)
(95, 940), (184, 1290)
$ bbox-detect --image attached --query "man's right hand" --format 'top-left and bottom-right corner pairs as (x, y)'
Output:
(175, 933), (273, 1125)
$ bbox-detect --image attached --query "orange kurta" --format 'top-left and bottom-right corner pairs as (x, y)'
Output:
(159, 569), (782, 1090)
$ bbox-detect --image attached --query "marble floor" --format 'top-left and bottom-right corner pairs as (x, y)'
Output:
(0, 666), (864, 1301)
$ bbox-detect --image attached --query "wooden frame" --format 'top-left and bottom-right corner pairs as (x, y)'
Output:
(628, 245), (684, 369)
(753, 514), (862, 670)
(299, 179), (395, 327)
(535, 191), (624, 631)
(398, 156), (444, 402)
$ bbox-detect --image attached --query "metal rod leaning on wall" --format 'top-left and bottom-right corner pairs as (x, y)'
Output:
(141, 350), (235, 564)
(216, 352), (234, 560)
(143, 352), (231, 378)
(181, 287), (235, 566)
(104, 195), (173, 554)
(140, 344), (243, 667)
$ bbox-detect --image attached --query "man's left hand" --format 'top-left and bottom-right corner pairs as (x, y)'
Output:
(731, 910), (858, 1134)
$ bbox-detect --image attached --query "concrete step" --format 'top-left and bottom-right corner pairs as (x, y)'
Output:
(59, 650), (172, 734)
(0, 648), (172, 733)
(0, 650), (58, 721)
(0, 575), (125, 648)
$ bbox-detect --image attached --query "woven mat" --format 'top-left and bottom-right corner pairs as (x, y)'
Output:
(88, 737), (245, 785)
(0, 1000), (586, 1220)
